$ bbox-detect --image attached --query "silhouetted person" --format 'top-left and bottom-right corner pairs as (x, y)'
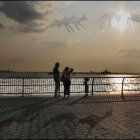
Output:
(84, 77), (89, 97)
(62, 67), (73, 98)
(53, 62), (60, 97)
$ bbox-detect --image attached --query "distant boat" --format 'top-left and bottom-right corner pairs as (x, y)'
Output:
(0, 70), (10, 73)
(0, 68), (13, 73)
(101, 69), (111, 74)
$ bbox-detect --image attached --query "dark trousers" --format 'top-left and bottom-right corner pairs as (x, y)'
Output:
(63, 81), (71, 95)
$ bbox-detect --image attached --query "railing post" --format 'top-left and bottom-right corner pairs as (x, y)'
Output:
(121, 78), (126, 101)
(22, 78), (24, 97)
(91, 78), (94, 95)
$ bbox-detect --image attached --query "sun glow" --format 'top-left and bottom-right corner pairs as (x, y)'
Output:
(112, 10), (131, 32)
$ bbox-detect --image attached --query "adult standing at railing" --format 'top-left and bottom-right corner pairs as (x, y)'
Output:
(53, 62), (60, 98)
(62, 67), (73, 98)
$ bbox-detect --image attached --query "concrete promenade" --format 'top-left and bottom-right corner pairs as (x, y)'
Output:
(0, 94), (140, 139)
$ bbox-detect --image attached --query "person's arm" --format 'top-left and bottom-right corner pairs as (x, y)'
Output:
(53, 69), (55, 77)
(69, 68), (73, 73)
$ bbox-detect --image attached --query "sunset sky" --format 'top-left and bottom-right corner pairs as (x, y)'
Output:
(0, 1), (140, 73)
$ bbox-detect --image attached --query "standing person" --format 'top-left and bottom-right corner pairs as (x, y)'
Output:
(62, 67), (73, 98)
(84, 77), (89, 97)
(53, 62), (60, 97)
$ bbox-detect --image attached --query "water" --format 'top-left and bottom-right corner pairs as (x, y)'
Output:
(0, 74), (140, 96)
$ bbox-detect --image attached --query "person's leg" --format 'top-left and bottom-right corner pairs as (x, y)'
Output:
(84, 91), (87, 97)
(87, 85), (89, 96)
(57, 82), (60, 96)
(63, 81), (67, 98)
(54, 81), (57, 97)
(55, 81), (60, 97)
(85, 85), (88, 97)
(67, 81), (71, 98)
(65, 81), (69, 96)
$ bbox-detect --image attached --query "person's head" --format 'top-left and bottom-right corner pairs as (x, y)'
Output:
(64, 66), (69, 71)
(55, 62), (60, 68)
(84, 77), (89, 82)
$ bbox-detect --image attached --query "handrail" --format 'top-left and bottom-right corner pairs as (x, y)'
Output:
(121, 78), (126, 101)
(91, 78), (94, 95)
(0, 76), (140, 101)
(0, 76), (140, 79)
(22, 78), (24, 97)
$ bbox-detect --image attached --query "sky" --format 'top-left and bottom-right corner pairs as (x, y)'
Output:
(0, 1), (140, 73)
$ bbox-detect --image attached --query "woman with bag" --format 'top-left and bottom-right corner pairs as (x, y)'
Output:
(62, 66), (73, 98)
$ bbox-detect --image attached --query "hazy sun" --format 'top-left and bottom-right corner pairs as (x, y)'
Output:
(112, 10), (131, 32)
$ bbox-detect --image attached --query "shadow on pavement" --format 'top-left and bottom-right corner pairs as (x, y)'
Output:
(0, 94), (139, 129)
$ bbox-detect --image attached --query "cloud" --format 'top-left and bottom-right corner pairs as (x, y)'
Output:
(0, 23), (4, 28)
(42, 41), (67, 48)
(0, 1), (53, 33)
(119, 48), (140, 59)
(0, 1), (43, 24)
(10, 22), (47, 33)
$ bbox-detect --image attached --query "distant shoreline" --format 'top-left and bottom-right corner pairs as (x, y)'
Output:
(0, 71), (140, 75)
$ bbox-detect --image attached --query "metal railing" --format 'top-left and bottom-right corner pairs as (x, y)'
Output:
(0, 76), (140, 101)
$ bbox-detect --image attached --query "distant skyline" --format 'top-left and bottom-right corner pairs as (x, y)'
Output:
(0, 1), (140, 73)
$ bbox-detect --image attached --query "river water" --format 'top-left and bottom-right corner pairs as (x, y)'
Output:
(0, 74), (140, 96)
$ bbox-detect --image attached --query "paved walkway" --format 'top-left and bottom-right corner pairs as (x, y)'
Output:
(0, 94), (140, 139)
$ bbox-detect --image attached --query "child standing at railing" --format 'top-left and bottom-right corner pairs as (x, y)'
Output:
(84, 77), (89, 97)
